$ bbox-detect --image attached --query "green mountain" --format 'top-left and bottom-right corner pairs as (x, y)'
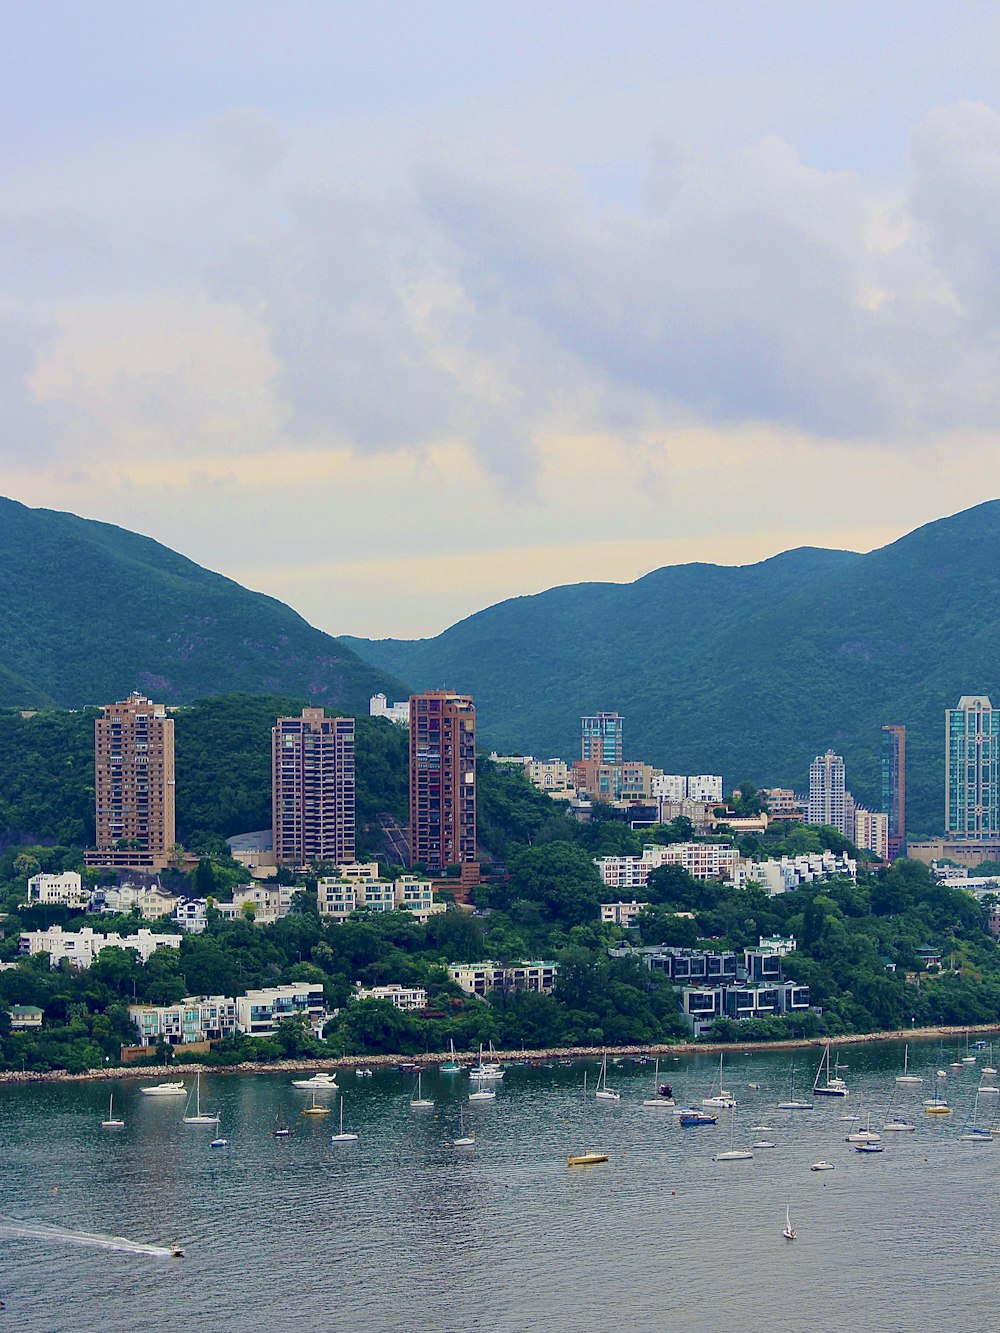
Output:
(344, 501), (1000, 836)
(0, 497), (406, 711)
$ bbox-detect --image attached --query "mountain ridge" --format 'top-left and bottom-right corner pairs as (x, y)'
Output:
(0, 496), (407, 712)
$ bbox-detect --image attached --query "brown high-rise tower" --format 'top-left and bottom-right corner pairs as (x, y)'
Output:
(409, 691), (476, 873)
(93, 692), (175, 868)
(272, 708), (356, 866)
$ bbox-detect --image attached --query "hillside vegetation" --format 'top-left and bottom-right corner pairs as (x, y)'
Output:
(345, 501), (1000, 834)
(0, 496), (406, 711)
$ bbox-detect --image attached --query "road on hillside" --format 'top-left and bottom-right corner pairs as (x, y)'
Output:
(378, 813), (410, 866)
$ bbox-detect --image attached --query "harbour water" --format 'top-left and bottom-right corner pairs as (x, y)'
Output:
(3, 1038), (1000, 1332)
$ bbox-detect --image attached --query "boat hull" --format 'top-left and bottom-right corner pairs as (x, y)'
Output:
(567, 1153), (609, 1167)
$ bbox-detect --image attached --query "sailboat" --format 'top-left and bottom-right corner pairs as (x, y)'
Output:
(568, 1072), (609, 1166)
(923, 1072), (951, 1115)
(882, 1085), (916, 1132)
(777, 1060), (813, 1111)
(330, 1097), (359, 1143)
(642, 1058), (675, 1108)
(595, 1051), (621, 1102)
(450, 1102), (475, 1148)
(181, 1073), (220, 1126)
(441, 1039), (462, 1074)
(703, 1052), (736, 1108)
(272, 1105), (293, 1137)
(301, 1090), (331, 1117)
(410, 1072), (434, 1109)
(782, 1202), (796, 1241)
(959, 1090), (993, 1143)
(100, 1092), (124, 1130)
(844, 1101), (881, 1143)
(983, 1043), (997, 1077)
(812, 1045), (848, 1098)
(468, 1043), (504, 1080)
(961, 1031), (977, 1065)
(467, 1077), (496, 1102)
(895, 1044), (923, 1085)
(714, 1108), (753, 1161)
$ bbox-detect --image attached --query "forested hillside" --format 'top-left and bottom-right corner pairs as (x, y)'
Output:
(346, 501), (1000, 834)
(0, 497), (406, 711)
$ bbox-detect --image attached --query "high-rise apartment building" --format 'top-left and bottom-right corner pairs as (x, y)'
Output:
(409, 691), (476, 873)
(808, 750), (847, 835)
(93, 692), (175, 868)
(946, 696), (1000, 839)
(581, 712), (623, 764)
(272, 709), (355, 866)
(881, 724), (906, 859)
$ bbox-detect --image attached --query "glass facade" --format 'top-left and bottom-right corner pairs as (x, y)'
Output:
(946, 697), (999, 838)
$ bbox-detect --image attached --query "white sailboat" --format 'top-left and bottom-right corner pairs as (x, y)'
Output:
(467, 1078), (496, 1102)
(812, 1045), (849, 1098)
(895, 1043), (923, 1085)
(703, 1052), (736, 1108)
(451, 1102), (475, 1148)
(409, 1072), (434, 1109)
(959, 1089), (993, 1143)
(714, 1108), (753, 1161)
(181, 1073), (220, 1126)
(983, 1043), (997, 1077)
(100, 1092), (124, 1130)
(844, 1101), (881, 1143)
(777, 1060), (813, 1111)
(642, 1058), (675, 1108)
(595, 1051), (621, 1102)
(330, 1098), (359, 1143)
(568, 1071), (609, 1167)
(782, 1202), (796, 1241)
(468, 1043), (504, 1080)
(882, 1083), (916, 1132)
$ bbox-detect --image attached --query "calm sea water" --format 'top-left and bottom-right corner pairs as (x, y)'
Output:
(2, 1038), (999, 1333)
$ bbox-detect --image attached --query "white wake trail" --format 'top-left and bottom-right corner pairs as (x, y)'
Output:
(0, 1219), (175, 1256)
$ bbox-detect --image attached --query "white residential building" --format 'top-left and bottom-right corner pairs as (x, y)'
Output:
(174, 898), (209, 933)
(853, 807), (890, 860)
(129, 995), (238, 1046)
(808, 751), (848, 835)
(89, 883), (178, 919)
(448, 960), (558, 997)
(316, 871), (443, 923)
(369, 693), (410, 725)
(651, 775), (723, 803)
(527, 758), (572, 792)
(600, 902), (649, 928)
(235, 983), (327, 1037)
(19, 925), (180, 969)
(24, 871), (90, 909)
(353, 983), (428, 1011)
(735, 851), (858, 896)
(595, 842), (739, 890)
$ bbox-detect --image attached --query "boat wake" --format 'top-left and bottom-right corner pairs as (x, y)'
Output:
(0, 1218), (175, 1257)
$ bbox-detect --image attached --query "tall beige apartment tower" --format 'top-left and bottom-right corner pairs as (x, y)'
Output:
(93, 692), (175, 869)
(272, 708), (356, 866)
(409, 691), (477, 873)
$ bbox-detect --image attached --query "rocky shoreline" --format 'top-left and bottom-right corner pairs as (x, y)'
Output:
(2, 1021), (998, 1087)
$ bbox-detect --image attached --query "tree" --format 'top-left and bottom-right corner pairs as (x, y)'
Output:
(507, 843), (605, 925)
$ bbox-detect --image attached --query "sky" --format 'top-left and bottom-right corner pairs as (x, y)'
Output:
(5, 2), (1000, 639)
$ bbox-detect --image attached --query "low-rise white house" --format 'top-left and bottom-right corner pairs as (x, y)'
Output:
(353, 983), (428, 1011)
(19, 925), (180, 969)
(448, 960), (558, 997)
(595, 842), (739, 890)
(735, 851), (857, 895)
(24, 871), (90, 909)
(89, 884), (178, 918)
(129, 995), (238, 1046)
(369, 693), (410, 725)
(600, 902), (649, 928)
(235, 983), (327, 1037)
(174, 898), (209, 933)
(317, 869), (443, 923)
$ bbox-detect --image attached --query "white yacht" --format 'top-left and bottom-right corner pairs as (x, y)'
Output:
(139, 1080), (187, 1097)
(291, 1072), (339, 1090)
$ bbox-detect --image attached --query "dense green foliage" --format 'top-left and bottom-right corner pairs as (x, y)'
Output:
(346, 500), (1000, 835)
(0, 496), (407, 710)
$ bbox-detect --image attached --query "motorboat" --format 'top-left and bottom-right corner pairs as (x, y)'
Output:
(170, 1244), (185, 1259)
(752, 1139), (776, 1149)
(882, 1116), (916, 1132)
(210, 1137), (227, 1148)
(139, 1081), (187, 1097)
(568, 1152), (609, 1166)
(855, 1142), (884, 1153)
(355, 1068), (373, 1078)
(809, 1160), (835, 1171)
(679, 1110), (717, 1127)
(290, 1072), (339, 1090)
